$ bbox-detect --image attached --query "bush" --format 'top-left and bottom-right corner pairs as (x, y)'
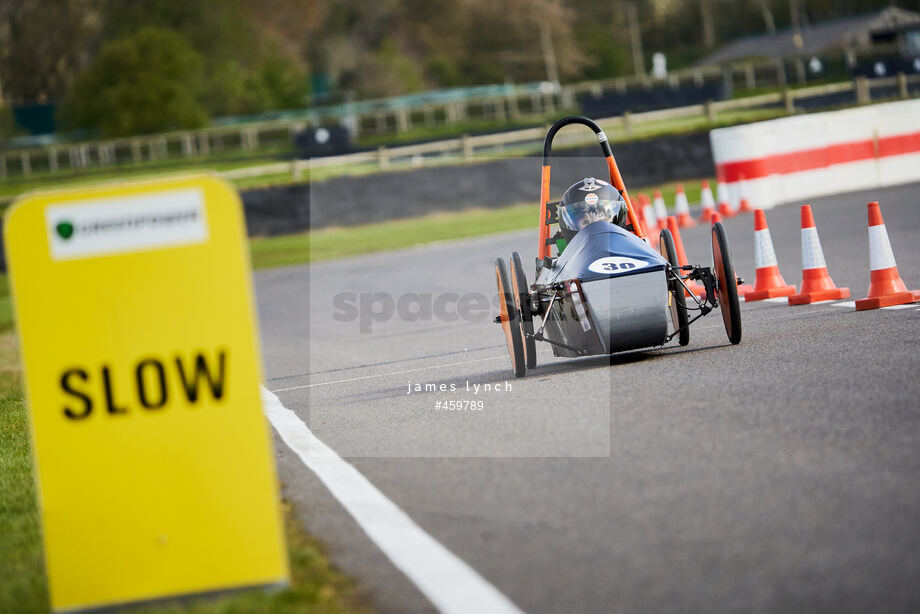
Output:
(62, 27), (208, 137)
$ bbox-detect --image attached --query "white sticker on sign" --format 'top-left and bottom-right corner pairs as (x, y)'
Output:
(588, 256), (648, 275)
(46, 188), (208, 260)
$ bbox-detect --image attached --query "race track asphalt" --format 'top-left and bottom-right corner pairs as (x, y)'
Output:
(255, 182), (920, 614)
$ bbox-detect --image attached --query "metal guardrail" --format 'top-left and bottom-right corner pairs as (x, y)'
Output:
(218, 74), (920, 184)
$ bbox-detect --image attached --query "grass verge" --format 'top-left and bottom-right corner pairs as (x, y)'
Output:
(248, 175), (715, 269)
(0, 334), (369, 614)
(250, 202), (539, 268)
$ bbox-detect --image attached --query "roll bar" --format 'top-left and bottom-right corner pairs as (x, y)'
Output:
(538, 115), (644, 260)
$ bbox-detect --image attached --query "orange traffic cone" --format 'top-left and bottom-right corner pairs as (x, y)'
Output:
(717, 194), (736, 218)
(667, 216), (706, 298)
(674, 184), (696, 228)
(855, 201), (920, 310)
(640, 193), (660, 244)
(640, 193), (655, 229)
(698, 180), (716, 223)
(743, 209), (796, 301)
(634, 198), (649, 237)
(652, 189), (668, 230)
(737, 176), (754, 214)
(716, 181), (731, 216)
(788, 205), (850, 305)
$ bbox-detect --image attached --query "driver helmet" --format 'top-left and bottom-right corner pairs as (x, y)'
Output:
(558, 177), (628, 241)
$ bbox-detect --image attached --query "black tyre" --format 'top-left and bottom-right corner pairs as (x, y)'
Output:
(510, 252), (537, 369)
(711, 222), (742, 345)
(495, 257), (526, 377)
(659, 229), (690, 346)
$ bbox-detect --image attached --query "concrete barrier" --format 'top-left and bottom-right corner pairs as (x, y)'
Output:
(711, 98), (920, 209)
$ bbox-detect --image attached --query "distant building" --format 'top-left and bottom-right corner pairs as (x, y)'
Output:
(698, 7), (920, 65)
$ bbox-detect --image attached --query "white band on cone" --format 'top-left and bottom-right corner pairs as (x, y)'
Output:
(754, 228), (778, 269)
(675, 192), (690, 214)
(868, 224), (897, 271)
(643, 204), (657, 226)
(801, 227), (827, 270)
(717, 182), (729, 205)
(701, 188), (716, 209)
(654, 197), (667, 219)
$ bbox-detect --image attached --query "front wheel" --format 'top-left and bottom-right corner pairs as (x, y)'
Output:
(659, 229), (689, 346)
(711, 222), (742, 345)
(495, 257), (526, 377)
(510, 252), (537, 369)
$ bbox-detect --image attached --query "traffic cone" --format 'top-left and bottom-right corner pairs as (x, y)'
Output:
(634, 197), (651, 240)
(743, 209), (796, 301)
(667, 216), (706, 298)
(698, 180), (716, 223)
(634, 198), (647, 232)
(788, 205), (850, 305)
(737, 175), (754, 214)
(653, 189), (668, 229)
(717, 191), (736, 218)
(641, 193), (659, 234)
(640, 193), (660, 243)
(716, 181), (731, 216)
(674, 184), (696, 227)
(719, 203), (735, 218)
(855, 201), (920, 310)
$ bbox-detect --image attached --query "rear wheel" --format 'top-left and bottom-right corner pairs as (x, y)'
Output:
(510, 252), (537, 369)
(711, 222), (742, 345)
(659, 229), (689, 346)
(495, 257), (526, 377)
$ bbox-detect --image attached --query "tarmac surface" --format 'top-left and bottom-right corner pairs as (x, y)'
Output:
(256, 183), (920, 614)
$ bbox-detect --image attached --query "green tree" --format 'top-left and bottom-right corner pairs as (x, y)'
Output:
(258, 45), (308, 109)
(0, 105), (20, 139)
(62, 27), (207, 137)
(576, 23), (633, 80)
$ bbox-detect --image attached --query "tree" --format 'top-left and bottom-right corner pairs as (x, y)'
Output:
(62, 27), (207, 137)
(0, 0), (103, 104)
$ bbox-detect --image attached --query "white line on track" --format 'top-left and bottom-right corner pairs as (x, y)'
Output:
(271, 356), (505, 392)
(261, 386), (524, 614)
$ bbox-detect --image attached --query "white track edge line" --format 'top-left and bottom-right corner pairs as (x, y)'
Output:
(271, 356), (505, 391)
(261, 386), (525, 614)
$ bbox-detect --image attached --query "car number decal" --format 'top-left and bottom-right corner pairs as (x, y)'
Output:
(587, 256), (649, 275)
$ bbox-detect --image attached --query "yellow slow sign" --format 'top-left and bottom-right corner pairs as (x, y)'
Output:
(4, 174), (288, 612)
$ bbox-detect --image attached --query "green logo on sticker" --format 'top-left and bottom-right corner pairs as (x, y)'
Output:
(56, 221), (74, 240)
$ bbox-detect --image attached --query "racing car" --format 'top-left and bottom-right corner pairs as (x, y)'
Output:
(494, 115), (742, 377)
